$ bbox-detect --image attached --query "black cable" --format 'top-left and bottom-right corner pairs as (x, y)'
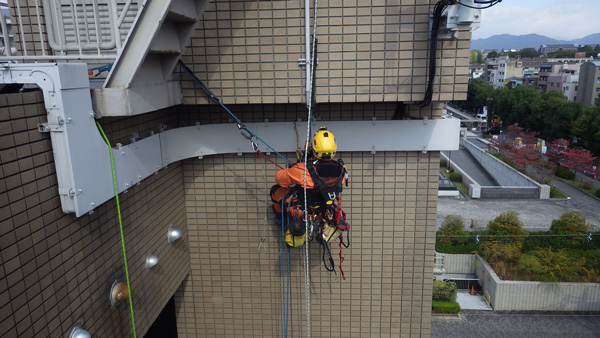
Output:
(419, 0), (449, 107)
(460, 0), (502, 9)
(419, 0), (501, 107)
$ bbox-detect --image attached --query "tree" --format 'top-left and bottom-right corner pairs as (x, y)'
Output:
(572, 106), (600, 156)
(433, 281), (458, 302)
(516, 248), (584, 282)
(454, 79), (495, 114)
(550, 212), (590, 242)
(527, 91), (578, 139)
(506, 146), (540, 173)
(561, 147), (596, 173)
(493, 85), (538, 126)
(533, 159), (556, 183)
(546, 138), (569, 163)
(439, 215), (466, 244)
(542, 100), (582, 140)
(581, 44), (600, 57)
(547, 50), (576, 58)
(486, 50), (498, 58)
(469, 50), (478, 64)
(477, 52), (484, 64)
(487, 211), (528, 249)
(519, 48), (540, 58)
(500, 48), (539, 58)
(506, 124), (538, 145)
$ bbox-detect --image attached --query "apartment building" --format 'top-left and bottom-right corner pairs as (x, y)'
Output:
(0, 1), (472, 337)
(469, 63), (484, 79)
(562, 74), (579, 101)
(577, 61), (600, 107)
(484, 56), (509, 88)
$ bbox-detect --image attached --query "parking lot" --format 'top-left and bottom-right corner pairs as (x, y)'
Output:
(432, 311), (600, 338)
(437, 178), (600, 231)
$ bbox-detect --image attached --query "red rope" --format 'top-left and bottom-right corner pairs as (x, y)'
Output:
(338, 235), (346, 280)
(255, 148), (285, 170)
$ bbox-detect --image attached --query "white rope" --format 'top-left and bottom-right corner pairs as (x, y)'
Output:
(303, 1), (319, 337)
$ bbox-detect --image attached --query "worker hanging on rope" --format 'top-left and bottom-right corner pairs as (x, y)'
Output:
(270, 127), (350, 272)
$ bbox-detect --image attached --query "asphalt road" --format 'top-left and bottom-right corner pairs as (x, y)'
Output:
(432, 312), (600, 338)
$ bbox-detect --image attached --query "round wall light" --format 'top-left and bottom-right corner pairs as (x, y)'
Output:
(145, 253), (159, 271)
(70, 325), (91, 338)
(167, 224), (182, 245)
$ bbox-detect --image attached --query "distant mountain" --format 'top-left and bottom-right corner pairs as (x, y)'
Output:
(572, 33), (600, 45)
(471, 33), (600, 51)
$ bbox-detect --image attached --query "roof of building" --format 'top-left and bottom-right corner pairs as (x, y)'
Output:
(540, 44), (577, 48)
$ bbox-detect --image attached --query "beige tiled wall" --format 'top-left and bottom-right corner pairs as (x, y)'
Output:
(182, 0), (470, 105)
(7, 0), (52, 57)
(176, 103), (438, 337)
(0, 93), (189, 337)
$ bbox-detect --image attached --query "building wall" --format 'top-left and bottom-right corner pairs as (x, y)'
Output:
(0, 92), (190, 337)
(2, 1), (472, 337)
(484, 56), (507, 88)
(577, 62), (600, 108)
(475, 256), (600, 312)
(174, 103), (440, 337)
(181, 0), (470, 105)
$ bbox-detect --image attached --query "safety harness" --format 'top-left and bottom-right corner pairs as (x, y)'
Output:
(295, 158), (350, 278)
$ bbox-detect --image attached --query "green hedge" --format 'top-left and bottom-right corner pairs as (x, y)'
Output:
(440, 158), (447, 167)
(595, 189), (600, 198)
(555, 166), (575, 180)
(449, 172), (462, 182)
(432, 301), (461, 313)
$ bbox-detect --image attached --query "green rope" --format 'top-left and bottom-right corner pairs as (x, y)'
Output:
(96, 121), (137, 338)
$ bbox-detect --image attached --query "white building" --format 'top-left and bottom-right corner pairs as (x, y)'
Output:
(562, 74), (579, 101)
(484, 56), (509, 88)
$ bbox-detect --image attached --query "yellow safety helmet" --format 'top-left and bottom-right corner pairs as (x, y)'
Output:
(312, 126), (337, 160)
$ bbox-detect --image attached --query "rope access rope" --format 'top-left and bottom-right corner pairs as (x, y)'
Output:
(302, 1), (319, 337)
(96, 122), (137, 338)
(177, 60), (292, 167)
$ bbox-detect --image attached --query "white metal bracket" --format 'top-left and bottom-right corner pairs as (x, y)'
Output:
(0, 63), (460, 217)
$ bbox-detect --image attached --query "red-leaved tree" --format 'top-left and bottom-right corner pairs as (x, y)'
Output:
(561, 148), (597, 173)
(507, 146), (541, 172)
(546, 138), (569, 164)
(506, 124), (539, 146)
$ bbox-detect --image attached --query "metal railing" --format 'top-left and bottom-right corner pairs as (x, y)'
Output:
(1, 0), (141, 60)
(434, 252), (445, 272)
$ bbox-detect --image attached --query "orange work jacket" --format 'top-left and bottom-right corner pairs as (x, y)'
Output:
(275, 161), (347, 189)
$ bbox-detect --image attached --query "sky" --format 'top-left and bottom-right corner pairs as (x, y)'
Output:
(472, 0), (600, 40)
